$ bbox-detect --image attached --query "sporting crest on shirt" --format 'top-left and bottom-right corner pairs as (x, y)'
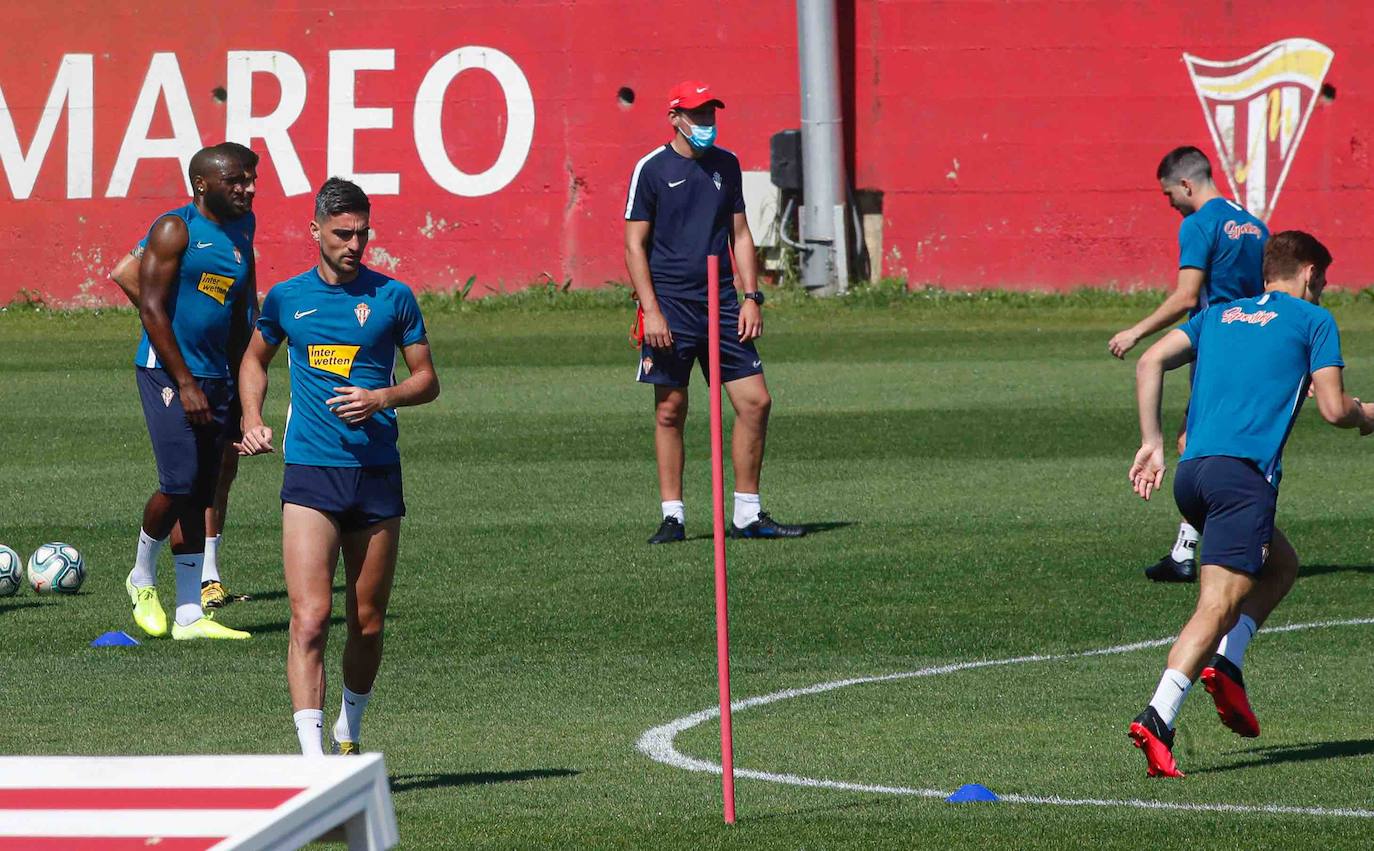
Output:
(160, 386), (175, 407)
(354, 302), (371, 327)
(1184, 38), (1334, 220)
(641, 357), (654, 375)
(232, 246), (243, 265)
(712, 171), (722, 191)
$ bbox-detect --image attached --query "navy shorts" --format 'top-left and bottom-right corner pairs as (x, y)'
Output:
(1174, 456), (1277, 575)
(637, 295), (764, 387)
(281, 464), (405, 533)
(136, 366), (234, 502)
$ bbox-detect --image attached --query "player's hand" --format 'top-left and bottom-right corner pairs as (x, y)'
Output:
(178, 380), (212, 426)
(1359, 400), (1374, 436)
(642, 308), (673, 349)
(328, 386), (387, 425)
(739, 299), (763, 342)
(1108, 329), (1140, 360)
(1129, 443), (1166, 501)
(234, 423), (274, 455)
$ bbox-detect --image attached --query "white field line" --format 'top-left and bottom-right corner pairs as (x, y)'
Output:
(636, 617), (1374, 818)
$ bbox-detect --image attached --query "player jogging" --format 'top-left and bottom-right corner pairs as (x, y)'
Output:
(236, 178), (439, 756)
(124, 142), (258, 640)
(624, 80), (804, 544)
(1125, 231), (1373, 777)
(1110, 146), (1268, 583)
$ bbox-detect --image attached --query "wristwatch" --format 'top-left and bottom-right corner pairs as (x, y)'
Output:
(742, 291), (765, 305)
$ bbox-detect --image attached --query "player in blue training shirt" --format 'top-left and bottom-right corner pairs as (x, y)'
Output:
(122, 142), (259, 641)
(1110, 146), (1270, 583)
(1123, 231), (1373, 778)
(624, 80), (804, 545)
(236, 178), (440, 756)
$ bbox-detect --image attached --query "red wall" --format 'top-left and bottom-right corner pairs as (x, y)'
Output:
(0, 1), (1365, 303)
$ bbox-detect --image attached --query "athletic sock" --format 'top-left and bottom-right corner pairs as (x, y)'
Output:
(661, 500), (685, 524)
(131, 529), (165, 587)
(202, 535), (222, 585)
(293, 709), (325, 756)
(733, 492), (761, 528)
(333, 686), (372, 744)
(1148, 668), (1193, 729)
(1217, 614), (1258, 669)
(1171, 522), (1199, 563)
(173, 554), (205, 626)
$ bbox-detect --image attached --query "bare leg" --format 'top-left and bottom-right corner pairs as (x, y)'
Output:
(339, 519), (400, 694)
(1166, 563), (1258, 679)
(142, 491), (184, 542)
(723, 374), (771, 493)
(1238, 528), (1298, 629)
(206, 445), (239, 538)
(653, 385), (688, 502)
(284, 504), (341, 712)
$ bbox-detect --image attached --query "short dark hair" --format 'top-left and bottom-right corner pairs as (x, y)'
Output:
(214, 141), (259, 169)
(1263, 230), (1332, 282)
(315, 177), (370, 221)
(1157, 146), (1213, 184)
(187, 142), (259, 193)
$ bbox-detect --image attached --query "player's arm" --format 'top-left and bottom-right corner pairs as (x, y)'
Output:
(138, 217), (212, 424)
(227, 253), (257, 382)
(235, 329), (279, 455)
(625, 219), (671, 348)
(109, 249), (141, 307)
(1129, 329), (1196, 500)
(1310, 366), (1374, 433)
(733, 212), (762, 342)
(1108, 268), (1205, 359)
(327, 340), (439, 426)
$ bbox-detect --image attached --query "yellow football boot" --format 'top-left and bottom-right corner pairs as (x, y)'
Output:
(171, 616), (251, 640)
(125, 572), (168, 638)
(201, 580), (229, 609)
(333, 739), (362, 755)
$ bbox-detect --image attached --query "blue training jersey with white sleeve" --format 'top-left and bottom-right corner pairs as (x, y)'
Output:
(257, 265), (427, 468)
(133, 204), (255, 378)
(1180, 291), (1343, 486)
(1178, 197), (1267, 315)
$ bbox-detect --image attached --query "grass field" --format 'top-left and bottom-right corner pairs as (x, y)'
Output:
(3, 290), (1374, 848)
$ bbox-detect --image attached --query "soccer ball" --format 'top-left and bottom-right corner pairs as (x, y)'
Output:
(28, 542), (85, 594)
(0, 545), (21, 596)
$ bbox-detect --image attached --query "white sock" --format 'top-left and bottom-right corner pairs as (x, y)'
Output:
(293, 709), (325, 756)
(173, 553), (205, 626)
(202, 535), (222, 584)
(1171, 522), (1200, 562)
(131, 529), (165, 587)
(1217, 614), (1258, 669)
(1148, 668), (1193, 729)
(733, 492), (761, 528)
(333, 686), (372, 744)
(661, 500), (685, 524)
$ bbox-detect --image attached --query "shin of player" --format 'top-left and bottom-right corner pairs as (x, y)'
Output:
(1125, 231), (1373, 777)
(237, 178), (439, 755)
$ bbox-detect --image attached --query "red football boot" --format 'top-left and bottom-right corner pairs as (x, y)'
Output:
(1129, 707), (1185, 778)
(1200, 654), (1260, 738)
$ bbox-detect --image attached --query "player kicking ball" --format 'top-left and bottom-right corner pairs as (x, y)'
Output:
(236, 178), (439, 755)
(1125, 231), (1373, 777)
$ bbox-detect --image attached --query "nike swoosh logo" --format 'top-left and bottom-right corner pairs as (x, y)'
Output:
(294, 309), (317, 319)
(696, 87), (708, 93)
(195, 241), (213, 249)
(345, 699), (356, 706)
(668, 179), (686, 188)
(752, 360), (761, 368)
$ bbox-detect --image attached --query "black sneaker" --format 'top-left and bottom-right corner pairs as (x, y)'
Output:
(728, 511), (806, 539)
(648, 516), (685, 544)
(1128, 706), (1184, 777)
(1144, 553), (1197, 583)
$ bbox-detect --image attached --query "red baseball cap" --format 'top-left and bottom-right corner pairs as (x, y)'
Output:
(668, 80), (725, 111)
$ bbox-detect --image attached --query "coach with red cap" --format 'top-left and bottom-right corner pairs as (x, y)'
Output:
(624, 80), (805, 544)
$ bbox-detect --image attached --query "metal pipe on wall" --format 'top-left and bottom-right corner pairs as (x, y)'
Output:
(796, 0), (847, 295)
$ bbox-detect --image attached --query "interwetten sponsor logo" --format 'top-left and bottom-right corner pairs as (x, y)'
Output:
(307, 344), (361, 378)
(196, 272), (234, 304)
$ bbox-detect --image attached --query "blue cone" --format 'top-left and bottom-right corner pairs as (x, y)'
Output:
(90, 630), (140, 647)
(946, 783), (999, 803)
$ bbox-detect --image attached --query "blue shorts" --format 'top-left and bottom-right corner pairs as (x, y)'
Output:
(1174, 456), (1277, 575)
(281, 464), (405, 533)
(637, 295), (764, 387)
(136, 367), (234, 502)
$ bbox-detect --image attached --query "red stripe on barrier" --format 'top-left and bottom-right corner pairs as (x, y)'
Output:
(0, 838), (223, 851)
(4, 787), (304, 810)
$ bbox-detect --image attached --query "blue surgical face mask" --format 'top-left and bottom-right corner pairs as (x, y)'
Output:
(680, 120), (717, 150)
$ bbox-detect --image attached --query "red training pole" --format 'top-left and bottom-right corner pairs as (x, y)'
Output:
(707, 254), (737, 825)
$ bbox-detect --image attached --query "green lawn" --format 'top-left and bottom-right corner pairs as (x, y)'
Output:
(3, 292), (1374, 848)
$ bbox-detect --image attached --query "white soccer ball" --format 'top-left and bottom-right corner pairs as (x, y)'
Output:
(28, 542), (86, 594)
(0, 545), (22, 596)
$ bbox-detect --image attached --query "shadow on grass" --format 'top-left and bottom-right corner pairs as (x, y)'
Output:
(685, 520), (856, 542)
(1195, 738), (1374, 774)
(244, 584), (346, 604)
(241, 616), (346, 634)
(390, 768), (580, 793)
(0, 601), (44, 615)
(1299, 564), (1374, 578)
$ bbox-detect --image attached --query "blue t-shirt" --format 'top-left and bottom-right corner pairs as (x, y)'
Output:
(1178, 197), (1267, 315)
(257, 266), (427, 468)
(1181, 292), (1344, 486)
(624, 144), (746, 301)
(134, 204), (255, 378)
